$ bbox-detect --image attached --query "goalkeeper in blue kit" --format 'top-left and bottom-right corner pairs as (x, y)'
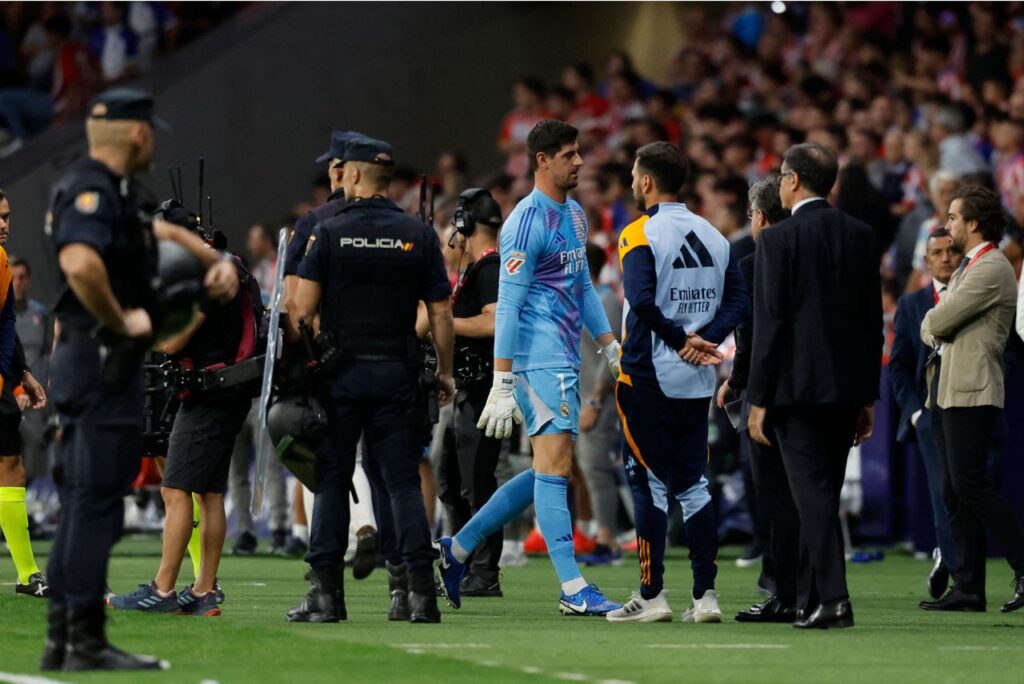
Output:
(434, 120), (622, 616)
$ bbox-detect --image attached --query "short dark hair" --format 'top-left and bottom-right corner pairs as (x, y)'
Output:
(782, 142), (838, 197)
(635, 142), (688, 195)
(950, 186), (1006, 242)
(527, 120), (578, 172)
(0, 188), (6, 202)
(10, 257), (29, 276)
(748, 175), (789, 225)
(926, 226), (961, 252)
(516, 76), (546, 100)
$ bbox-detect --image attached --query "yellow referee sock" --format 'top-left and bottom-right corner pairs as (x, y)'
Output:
(0, 486), (40, 585)
(188, 495), (202, 580)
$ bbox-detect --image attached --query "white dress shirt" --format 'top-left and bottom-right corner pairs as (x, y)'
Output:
(791, 196), (824, 214)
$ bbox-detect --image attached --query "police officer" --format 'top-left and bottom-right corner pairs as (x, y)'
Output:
(43, 88), (239, 672)
(436, 188), (505, 597)
(282, 129), (379, 575)
(289, 137), (454, 624)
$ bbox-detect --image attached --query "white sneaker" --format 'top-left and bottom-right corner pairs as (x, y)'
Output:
(606, 590), (673, 623)
(681, 589), (722, 623)
(499, 540), (528, 567)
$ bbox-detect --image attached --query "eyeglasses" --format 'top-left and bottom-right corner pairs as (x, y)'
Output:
(779, 171), (795, 179)
(747, 208), (762, 220)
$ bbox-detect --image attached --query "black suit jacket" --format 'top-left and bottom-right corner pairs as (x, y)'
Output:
(729, 252), (755, 392)
(889, 285), (935, 443)
(747, 199), (882, 408)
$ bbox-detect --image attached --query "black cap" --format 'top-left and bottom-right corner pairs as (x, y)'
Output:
(341, 137), (395, 166)
(87, 88), (169, 130)
(314, 130), (367, 164)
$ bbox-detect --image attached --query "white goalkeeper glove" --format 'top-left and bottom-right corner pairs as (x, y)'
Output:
(476, 371), (524, 439)
(598, 340), (621, 381)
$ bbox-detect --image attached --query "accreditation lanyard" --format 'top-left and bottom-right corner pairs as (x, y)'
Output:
(962, 242), (998, 276)
(452, 248), (497, 303)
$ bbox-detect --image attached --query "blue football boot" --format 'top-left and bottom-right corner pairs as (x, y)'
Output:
(559, 583), (622, 616)
(433, 537), (466, 609)
(106, 582), (179, 613)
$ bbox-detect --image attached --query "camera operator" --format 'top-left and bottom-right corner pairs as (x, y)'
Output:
(436, 188), (505, 597)
(107, 215), (254, 618)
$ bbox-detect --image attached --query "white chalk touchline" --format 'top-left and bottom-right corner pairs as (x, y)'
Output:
(939, 645), (1022, 651)
(399, 643), (490, 649)
(0, 673), (73, 684)
(648, 643), (790, 650)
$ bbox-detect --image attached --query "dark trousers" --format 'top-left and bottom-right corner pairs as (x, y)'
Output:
(617, 382), (717, 598)
(745, 419), (800, 604)
(308, 359), (434, 590)
(932, 404), (1024, 596)
(436, 383), (503, 582)
(772, 403), (859, 610)
(46, 338), (143, 623)
(914, 408), (959, 574)
(48, 420), (140, 614)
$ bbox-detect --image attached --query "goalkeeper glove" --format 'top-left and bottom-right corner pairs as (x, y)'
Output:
(476, 371), (523, 439)
(598, 340), (621, 381)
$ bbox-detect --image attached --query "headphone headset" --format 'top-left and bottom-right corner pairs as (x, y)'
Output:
(453, 188), (501, 241)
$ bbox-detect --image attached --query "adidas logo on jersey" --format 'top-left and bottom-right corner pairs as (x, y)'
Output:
(672, 231), (714, 269)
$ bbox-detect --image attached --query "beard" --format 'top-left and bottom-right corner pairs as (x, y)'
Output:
(633, 189), (646, 211)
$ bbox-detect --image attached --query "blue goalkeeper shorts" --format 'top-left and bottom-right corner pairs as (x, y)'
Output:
(514, 368), (579, 437)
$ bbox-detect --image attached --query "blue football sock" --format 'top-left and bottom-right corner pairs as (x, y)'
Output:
(534, 473), (582, 585)
(454, 469), (535, 556)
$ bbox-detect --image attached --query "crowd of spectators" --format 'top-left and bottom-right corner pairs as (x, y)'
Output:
(0, 1), (238, 157)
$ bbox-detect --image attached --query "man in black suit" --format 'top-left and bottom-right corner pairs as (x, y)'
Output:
(718, 176), (800, 624)
(747, 143), (882, 630)
(889, 228), (963, 600)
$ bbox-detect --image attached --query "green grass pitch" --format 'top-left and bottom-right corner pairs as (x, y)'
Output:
(3, 539), (1024, 683)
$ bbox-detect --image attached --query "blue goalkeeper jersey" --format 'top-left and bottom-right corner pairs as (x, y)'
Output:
(495, 188), (612, 373)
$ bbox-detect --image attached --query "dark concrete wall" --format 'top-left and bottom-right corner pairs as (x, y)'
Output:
(2, 2), (686, 303)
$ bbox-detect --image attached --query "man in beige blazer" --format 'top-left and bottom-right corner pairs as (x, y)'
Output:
(920, 186), (1024, 614)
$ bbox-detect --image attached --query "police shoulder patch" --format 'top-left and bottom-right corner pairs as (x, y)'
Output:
(305, 234), (317, 256)
(74, 191), (100, 215)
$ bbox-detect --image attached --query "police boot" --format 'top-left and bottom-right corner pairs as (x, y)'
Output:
(63, 604), (167, 672)
(387, 561), (410, 621)
(286, 568), (346, 623)
(408, 571), (441, 624)
(39, 600), (67, 671)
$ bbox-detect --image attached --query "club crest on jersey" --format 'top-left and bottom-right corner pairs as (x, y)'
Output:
(74, 192), (99, 215)
(560, 401), (570, 417)
(505, 250), (526, 276)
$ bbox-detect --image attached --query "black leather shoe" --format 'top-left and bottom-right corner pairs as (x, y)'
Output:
(387, 562), (410, 621)
(459, 574), (503, 598)
(1001, 576), (1024, 613)
(927, 549), (950, 600)
(286, 571), (346, 623)
(792, 600), (854, 629)
(735, 595), (798, 623)
(408, 590), (441, 623)
(352, 528), (378, 581)
(63, 605), (167, 672)
(39, 601), (67, 671)
(919, 588), (986, 612)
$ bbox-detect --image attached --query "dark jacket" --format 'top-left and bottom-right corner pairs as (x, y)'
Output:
(889, 285), (935, 443)
(747, 199), (883, 408)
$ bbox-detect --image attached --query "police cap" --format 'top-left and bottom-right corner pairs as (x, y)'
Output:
(342, 137), (395, 166)
(87, 88), (169, 130)
(314, 130), (367, 164)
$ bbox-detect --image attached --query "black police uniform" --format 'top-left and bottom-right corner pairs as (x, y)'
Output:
(297, 196), (450, 606)
(285, 189), (345, 278)
(437, 249), (504, 587)
(161, 277), (251, 495)
(46, 158), (159, 654)
(42, 88), (168, 673)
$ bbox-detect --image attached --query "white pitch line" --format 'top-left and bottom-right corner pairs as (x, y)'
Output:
(598, 680), (639, 684)
(520, 666), (544, 675)
(398, 643), (490, 649)
(939, 645), (1023, 652)
(648, 643), (790, 650)
(554, 673), (588, 682)
(0, 673), (74, 684)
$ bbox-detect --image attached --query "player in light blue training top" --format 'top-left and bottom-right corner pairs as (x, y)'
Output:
(434, 120), (622, 616)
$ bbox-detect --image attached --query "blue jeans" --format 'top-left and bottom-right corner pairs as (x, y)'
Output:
(0, 87), (54, 140)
